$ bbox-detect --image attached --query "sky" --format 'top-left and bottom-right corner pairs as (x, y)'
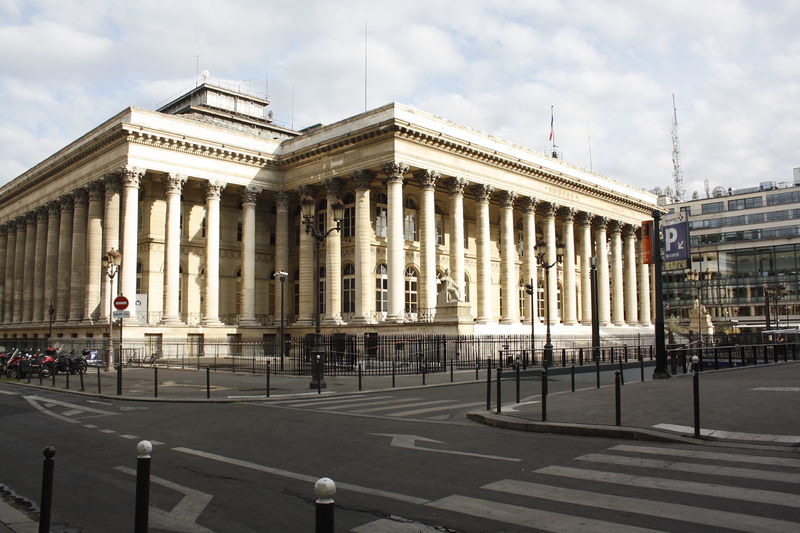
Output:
(1, 0), (798, 198)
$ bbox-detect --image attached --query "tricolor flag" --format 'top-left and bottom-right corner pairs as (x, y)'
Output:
(548, 105), (554, 141)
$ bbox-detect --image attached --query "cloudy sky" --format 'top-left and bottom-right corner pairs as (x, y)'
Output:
(1, 0), (798, 197)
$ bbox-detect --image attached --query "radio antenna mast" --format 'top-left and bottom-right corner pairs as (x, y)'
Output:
(671, 93), (685, 202)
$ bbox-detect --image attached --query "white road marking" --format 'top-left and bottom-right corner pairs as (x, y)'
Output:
(0, 389), (19, 395)
(392, 401), (485, 417)
(285, 395), (394, 408)
(23, 395), (119, 424)
(86, 399), (112, 405)
(61, 409), (83, 417)
(119, 434), (139, 439)
(428, 495), (660, 533)
(100, 429), (116, 434)
(577, 453), (800, 484)
(653, 423), (800, 443)
(350, 400), (454, 414)
(485, 479), (799, 533)
(752, 386), (800, 391)
(610, 444), (800, 468)
(83, 424), (98, 429)
(172, 446), (428, 505)
(537, 465), (800, 509)
(352, 518), (443, 532)
(370, 433), (521, 462)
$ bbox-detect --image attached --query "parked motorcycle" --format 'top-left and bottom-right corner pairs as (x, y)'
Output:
(5, 349), (29, 379)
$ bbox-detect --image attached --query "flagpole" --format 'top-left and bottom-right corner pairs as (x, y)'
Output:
(549, 105), (556, 157)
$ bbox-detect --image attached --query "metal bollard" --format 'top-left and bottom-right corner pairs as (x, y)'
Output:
(117, 362), (122, 396)
(392, 357), (396, 388)
(206, 367), (210, 399)
(496, 366), (502, 414)
(52, 368), (56, 387)
(38, 368), (42, 385)
(65, 371), (70, 390)
(693, 362), (701, 439)
(615, 371), (621, 426)
(595, 358), (600, 388)
(266, 361), (270, 398)
(714, 348), (719, 370)
(475, 359), (479, 380)
(38, 446), (55, 533)
(640, 355), (645, 382)
(571, 364), (575, 392)
(422, 357), (426, 385)
(579, 347), (584, 366)
(561, 348), (566, 367)
(316, 356), (322, 395)
(728, 346), (733, 368)
(154, 367), (158, 398)
(97, 367), (101, 394)
(134, 441), (152, 533)
(515, 361), (521, 403)
(450, 358), (454, 382)
(80, 369), (84, 392)
(315, 477), (336, 533)
(358, 363), (363, 391)
(541, 370), (547, 422)
(486, 359), (491, 411)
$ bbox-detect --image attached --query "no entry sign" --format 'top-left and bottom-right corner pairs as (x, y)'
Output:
(113, 295), (129, 310)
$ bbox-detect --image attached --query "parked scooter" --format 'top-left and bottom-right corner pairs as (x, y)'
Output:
(5, 349), (29, 379)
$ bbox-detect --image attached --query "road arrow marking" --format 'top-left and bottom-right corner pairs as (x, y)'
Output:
(115, 466), (214, 533)
(370, 433), (521, 462)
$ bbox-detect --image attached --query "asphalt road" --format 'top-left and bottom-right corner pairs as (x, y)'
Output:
(1, 378), (799, 532)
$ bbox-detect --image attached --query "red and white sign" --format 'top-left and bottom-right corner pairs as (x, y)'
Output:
(113, 296), (129, 310)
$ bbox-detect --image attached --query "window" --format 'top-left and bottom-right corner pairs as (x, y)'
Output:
(201, 213), (206, 238)
(701, 202), (724, 214)
(537, 279), (545, 319)
(318, 266), (326, 315)
(728, 197), (763, 211)
(180, 204), (185, 237)
(136, 261), (142, 294)
(403, 198), (417, 241)
(342, 264), (355, 313)
(293, 269), (300, 316)
(316, 200), (327, 234)
(235, 267), (242, 315)
(375, 264), (388, 313)
(404, 267), (418, 313)
(519, 281), (526, 319)
(680, 206), (691, 217)
(375, 193), (387, 237)
(342, 193), (355, 238)
(767, 191), (800, 206)
(236, 214), (243, 241)
(435, 208), (444, 245)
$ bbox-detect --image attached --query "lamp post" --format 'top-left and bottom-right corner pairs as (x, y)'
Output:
(274, 270), (288, 371)
(47, 300), (55, 340)
(590, 256), (600, 361)
(300, 195), (344, 389)
(102, 248), (122, 372)
(536, 242), (564, 368)
(524, 278), (536, 362)
(652, 210), (671, 379)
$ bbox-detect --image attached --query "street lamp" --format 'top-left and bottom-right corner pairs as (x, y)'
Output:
(47, 300), (55, 340)
(536, 241), (564, 368)
(524, 278), (536, 364)
(651, 210), (671, 379)
(300, 195), (344, 389)
(273, 270), (288, 371)
(102, 248), (122, 383)
(590, 256), (600, 361)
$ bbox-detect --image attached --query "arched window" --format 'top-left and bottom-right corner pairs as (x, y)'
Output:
(375, 264), (388, 314)
(463, 272), (471, 303)
(404, 267), (418, 314)
(342, 193), (355, 238)
(556, 280), (563, 318)
(403, 198), (417, 241)
(316, 199), (327, 234)
(342, 264), (355, 313)
(375, 192), (387, 237)
(201, 212), (206, 238)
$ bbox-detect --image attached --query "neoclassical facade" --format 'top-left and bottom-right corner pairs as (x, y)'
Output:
(0, 82), (657, 342)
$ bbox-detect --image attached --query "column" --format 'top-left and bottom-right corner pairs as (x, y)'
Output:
(13, 217), (26, 323)
(323, 178), (343, 325)
(475, 184), (494, 323)
(101, 173), (121, 319)
(56, 196), (73, 322)
(3, 221), (15, 323)
(543, 203), (558, 325)
(609, 220), (624, 326)
(69, 188), (88, 322)
(83, 182), (104, 322)
(415, 169), (438, 313)
(0, 226), (6, 321)
(351, 172), (374, 324)
(295, 188), (314, 326)
(522, 197), (537, 324)
(43, 203), (59, 321)
(382, 161), (408, 322)
(202, 180), (226, 326)
(162, 173), (187, 325)
(237, 185), (260, 326)
(32, 208), (48, 323)
(594, 217), (610, 326)
(639, 230), (652, 326)
(273, 192), (290, 324)
(561, 208), (578, 325)
(22, 214), (36, 322)
(120, 167), (144, 307)
(624, 225), (639, 325)
(577, 212), (593, 325)
(500, 190), (517, 323)
(449, 177), (467, 301)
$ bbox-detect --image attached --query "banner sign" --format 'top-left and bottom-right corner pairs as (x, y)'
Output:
(663, 214), (690, 262)
(641, 220), (653, 264)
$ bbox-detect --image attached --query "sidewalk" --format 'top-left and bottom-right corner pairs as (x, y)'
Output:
(470, 360), (800, 447)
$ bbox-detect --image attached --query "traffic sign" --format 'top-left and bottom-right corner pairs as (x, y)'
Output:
(114, 296), (129, 310)
(112, 310), (130, 319)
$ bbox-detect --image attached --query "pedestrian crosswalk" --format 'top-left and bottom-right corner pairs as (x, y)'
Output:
(265, 393), (485, 421)
(353, 442), (800, 532)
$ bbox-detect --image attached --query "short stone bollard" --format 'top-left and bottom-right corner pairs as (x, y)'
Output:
(315, 477), (336, 533)
(135, 440), (152, 533)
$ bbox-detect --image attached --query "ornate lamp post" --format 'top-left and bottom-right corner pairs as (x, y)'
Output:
(300, 195), (344, 389)
(590, 256), (600, 361)
(536, 241), (564, 367)
(47, 300), (55, 340)
(524, 278), (536, 362)
(274, 270), (288, 370)
(102, 248), (122, 372)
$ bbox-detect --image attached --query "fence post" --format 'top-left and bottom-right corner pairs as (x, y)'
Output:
(615, 371), (621, 426)
(266, 361), (270, 398)
(97, 367), (102, 394)
(206, 367), (210, 399)
(38, 446), (55, 533)
(541, 370), (547, 422)
(154, 367), (158, 398)
(496, 366), (502, 414)
(314, 477), (336, 533)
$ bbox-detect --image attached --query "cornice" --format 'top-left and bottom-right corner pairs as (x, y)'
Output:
(275, 119), (397, 167)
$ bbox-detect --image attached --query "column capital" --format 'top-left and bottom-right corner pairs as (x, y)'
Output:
(323, 177), (343, 198)
(593, 215), (609, 230)
(36, 206), (48, 222)
(165, 173), (188, 194)
(204, 180), (226, 201)
(623, 223), (637, 238)
(608, 219), (623, 234)
(120, 166), (145, 188)
(352, 169), (376, 190)
(413, 169), (439, 190)
(6, 219), (17, 232)
(499, 190), (517, 208)
(104, 172), (122, 194)
(381, 161), (408, 183)
(473, 183), (494, 203)
(59, 194), (74, 211)
(73, 188), (89, 206)
(25, 212), (37, 227)
(541, 201), (557, 218)
(297, 185), (316, 200)
(241, 185), (262, 205)
(559, 206), (576, 222)
(87, 181), (104, 201)
(522, 196), (537, 213)
(576, 211), (594, 226)
(274, 191), (290, 211)
(47, 201), (61, 217)
(448, 177), (468, 196)
(0, 224), (6, 237)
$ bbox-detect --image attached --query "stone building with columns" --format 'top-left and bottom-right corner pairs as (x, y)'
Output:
(0, 80), (658, 347)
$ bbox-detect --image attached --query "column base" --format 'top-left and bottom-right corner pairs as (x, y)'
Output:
(612, 320), (626, 326)
(201, 318), (223, 326)
(238, 318), (260, 327)
(639, 321), (652, 327)
(160, 317), (184, 326)
(322, 315), (343, 326)
(293, 317), (314, 327)
(563, 320), (579, 326)
(348, 315), (375, 325)
(384, 314), (405, 323)
(499, 318), (518, 325)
